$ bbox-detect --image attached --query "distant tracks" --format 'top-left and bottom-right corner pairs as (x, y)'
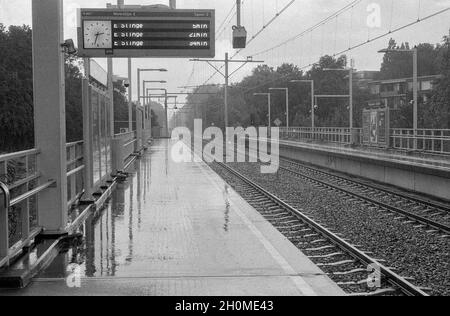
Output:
(279, 158), (450, 236)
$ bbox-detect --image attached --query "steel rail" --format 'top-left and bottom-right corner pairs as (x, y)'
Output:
(216, 161), (429, 296)
(278, 162), (450, 234)
(281, 157), (450, 213)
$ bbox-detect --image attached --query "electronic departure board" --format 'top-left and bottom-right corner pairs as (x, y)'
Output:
(77, 8), (215, 58)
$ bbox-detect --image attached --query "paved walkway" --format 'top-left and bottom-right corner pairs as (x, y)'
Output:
(1, 139), (344, 296)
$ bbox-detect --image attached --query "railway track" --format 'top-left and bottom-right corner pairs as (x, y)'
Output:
(213, 161), (429, 296)
(278, 158), (450, 236)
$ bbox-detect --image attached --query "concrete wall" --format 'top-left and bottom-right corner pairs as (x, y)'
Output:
(280, 144), (450, 201)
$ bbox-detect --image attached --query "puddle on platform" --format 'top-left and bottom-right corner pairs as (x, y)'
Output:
(37, 157), (150, 279)
(36, 141), (234, 280)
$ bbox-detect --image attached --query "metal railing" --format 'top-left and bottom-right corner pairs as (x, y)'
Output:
(0, 149), (47, 268)
(116, 131), (138, 162)
(280, 127), (450, 155)
(66, 141), (85, 209)
(280, 127), (361, 145)
(390, 129), (450, 155)
(112, 131), (138, 173)
(0, 141), (87, 268)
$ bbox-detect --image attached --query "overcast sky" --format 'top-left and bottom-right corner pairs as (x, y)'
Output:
(1, 0), (449, 104)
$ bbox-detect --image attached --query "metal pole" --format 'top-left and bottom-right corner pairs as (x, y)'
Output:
(32, 0), (68, 234)
(143, 80), (149, 134)
(413, 47), (418, 150)
(128, 58), (132, 132)
(224, 52), (229, 129)
(165, 90), (169, 137)
(286, 88), (289, 128)
(82, 58), (93, 197)
(311, 81), (315, 129)
(108, 58), (114, 137)
(137, 69), (141, 106)
(268, 94), (271, 130)
(236, 0), (241, 27)
(349, 66), (353, 130)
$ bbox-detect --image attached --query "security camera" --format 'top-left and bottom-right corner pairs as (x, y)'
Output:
(61, 39), (77, 55)
(124, 79), (130, 88)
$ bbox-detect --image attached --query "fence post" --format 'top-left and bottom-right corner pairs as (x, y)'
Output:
(111, 138), (124, 175)
(32, 0), (68, 235)
(136, 108), (143, 151)
(0, 182), (9, 265)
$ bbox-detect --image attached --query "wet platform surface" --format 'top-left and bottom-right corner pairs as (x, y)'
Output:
(0, 139), (344, 296)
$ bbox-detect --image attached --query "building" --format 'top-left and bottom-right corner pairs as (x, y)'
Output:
(353, 70), (380, 90)
(367, 75), (442, 109)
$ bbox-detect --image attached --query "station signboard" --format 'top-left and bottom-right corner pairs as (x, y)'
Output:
(77, 8), (215, 58)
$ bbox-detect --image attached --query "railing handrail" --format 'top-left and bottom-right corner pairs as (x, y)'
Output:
(391, 128), (450, 132)
(66, 140), (84, 148)
(0, 180), (10, 209)
(10, 180), (55, 207)
(0, 148), (40, 163)
(115, 131), (136, 138)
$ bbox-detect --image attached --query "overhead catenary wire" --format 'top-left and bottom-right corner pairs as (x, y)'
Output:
(197, 0), (298, 87)
(240, 6), (450, 94)
(249, 0), (363, 58)
(232, 0), (297, 59)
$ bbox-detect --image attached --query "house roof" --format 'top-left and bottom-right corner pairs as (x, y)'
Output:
(369, 74), (442, 85)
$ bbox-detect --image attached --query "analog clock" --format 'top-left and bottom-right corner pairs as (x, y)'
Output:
(83, 21), (112, 49)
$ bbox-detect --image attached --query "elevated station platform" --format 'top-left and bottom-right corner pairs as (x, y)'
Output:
(0, 139), (344, 296)
(277, 138), (450, 201)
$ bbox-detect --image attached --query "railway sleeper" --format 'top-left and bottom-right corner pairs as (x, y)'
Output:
(317, 260), (355, 267)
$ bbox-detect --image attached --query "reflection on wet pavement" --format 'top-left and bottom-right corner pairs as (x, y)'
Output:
(37, 142), (235, 280)
(38, 148), (152, 279)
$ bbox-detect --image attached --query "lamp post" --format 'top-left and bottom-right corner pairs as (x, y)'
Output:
(143, 80), (167, 129)
(136, 68), (167, 138)
(269, 88), (289, 128)
(146, 88), (170, 138)
(137, 68), (168, 105)
(378, 47), (418, 150)
(254, 93), (271, 133)
(323, 63), (354, 131)
(291, 80), (315, 128)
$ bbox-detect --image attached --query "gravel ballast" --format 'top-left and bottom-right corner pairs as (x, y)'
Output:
(209, 161), (450, 296)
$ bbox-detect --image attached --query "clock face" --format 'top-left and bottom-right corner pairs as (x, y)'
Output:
(83, 21), (112, 49)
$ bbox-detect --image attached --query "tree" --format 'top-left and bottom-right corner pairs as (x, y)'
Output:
(65, 56), (83, 142)
(0, 24), (34, 151)
(379, 38), (439, 80)
(307, 55), (349, 127)
(422, 35), (450, 129)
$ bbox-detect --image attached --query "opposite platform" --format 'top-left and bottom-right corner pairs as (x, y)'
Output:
(0, 139), (344, 296)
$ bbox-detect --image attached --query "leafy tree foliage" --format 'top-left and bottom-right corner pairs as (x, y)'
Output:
(380, 38), (440, 80)
(184, 35), (448, 130)
(0, 24), (132, 152)
(422, 35), (450, 129)
(183, 56), (370, 129)
(0, 24), (34, 151)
